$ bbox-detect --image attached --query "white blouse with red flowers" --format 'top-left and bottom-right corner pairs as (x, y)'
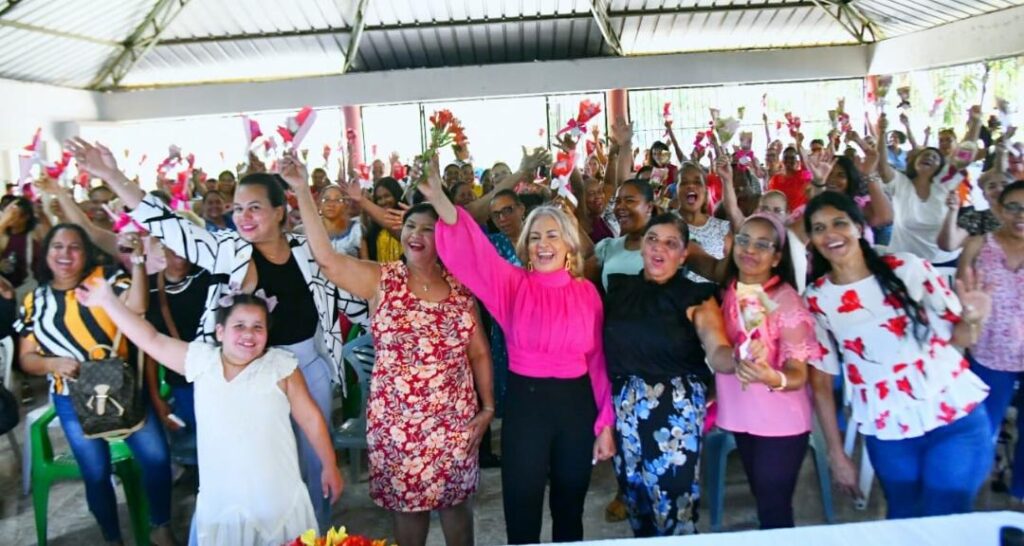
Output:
(804, 252), (989, 440)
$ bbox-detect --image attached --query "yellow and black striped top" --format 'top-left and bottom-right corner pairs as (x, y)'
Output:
(15, 266), (130, 395)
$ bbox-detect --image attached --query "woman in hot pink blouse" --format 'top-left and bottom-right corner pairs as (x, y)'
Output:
(717, 213), (826, 529)
(421, 157), (616, 545)
(803, 191), (992, 519)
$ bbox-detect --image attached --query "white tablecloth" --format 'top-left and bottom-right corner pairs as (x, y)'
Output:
(551, 511), (1024, 546)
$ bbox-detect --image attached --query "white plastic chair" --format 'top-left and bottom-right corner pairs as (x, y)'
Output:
(843, 404), (875, 510)
(0, 335), (22, 474)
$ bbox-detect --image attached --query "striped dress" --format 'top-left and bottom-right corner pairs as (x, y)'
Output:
(15, 266), (129, 395)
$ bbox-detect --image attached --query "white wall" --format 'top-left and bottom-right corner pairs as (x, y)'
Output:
(0, 78), (100, 182)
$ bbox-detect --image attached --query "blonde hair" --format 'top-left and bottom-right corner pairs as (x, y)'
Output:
(516, 205), (585, 278)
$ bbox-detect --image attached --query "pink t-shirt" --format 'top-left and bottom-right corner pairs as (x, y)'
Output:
(717, 278), (822, 437)
(435, 207), (614, 435)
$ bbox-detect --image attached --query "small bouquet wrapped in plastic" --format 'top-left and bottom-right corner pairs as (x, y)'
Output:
(558, 99), (603, 139)
(711, 107), (744, 146)
(783, 112), (802, 138)
(896, 86), (911, 110)
(404, 109), (467, 199)
(735, 282), (777, 390)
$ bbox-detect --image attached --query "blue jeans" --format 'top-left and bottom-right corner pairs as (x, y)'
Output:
(968, 355), (1024, 497)
(865, 406), (991, 519)
(52, 393), (173, 541)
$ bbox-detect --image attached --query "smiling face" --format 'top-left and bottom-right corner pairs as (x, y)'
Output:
(400, 212), (438, 264)
(809, 205), (863, 268)
(980, 172), (1009, 208)
(585, 179), (608, 216)
(311, 168), (328, 191)
(782, 148), (798, 173)
(232, 184), (284, 244)
(1000, 187), (1024, 238)
(203, 192), (226, 221)
(526, 214), (571, 273)
(452, 184), (476, 207)
(373, 185), (398, 209)
(826, 163), (849, 193)
(443, 165), (461, 186)
(676, 166), (706, 214)
(938, 131), (956, 157)
(913, 148), (942, 179)
(733, 219), (781, 283)
(613, 183), (653, 235)
(46, 227), (87, 286)
(641, 223), (687, 283)
(215, 304), (269, 366)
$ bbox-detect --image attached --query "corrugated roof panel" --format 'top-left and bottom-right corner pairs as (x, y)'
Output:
(120, 34), (348, 87)
(853, 0), (1023, 37)
(0, 25), (117, 87)
(7, 0), (152, 43)
(366, 0), (590, 26)
(161, 0), (349, 40)
(617, 5), (855, 54)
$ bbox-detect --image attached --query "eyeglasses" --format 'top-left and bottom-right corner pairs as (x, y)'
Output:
(490, 206), (517, 219)
(643, 233), (684, 252)
(1003, 202), (1024, 216)
(734, 233), (776, 252)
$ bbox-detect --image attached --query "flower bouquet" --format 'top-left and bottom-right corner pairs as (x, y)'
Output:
(403, 109), (467, 199)
(783, 112), (801, 139)
(735, 282), (777, 390)
(558, 99), (603, 139)
(550, 149), (578, 207)
(286, 526), (394, 546)
(711, 107), (744, 146)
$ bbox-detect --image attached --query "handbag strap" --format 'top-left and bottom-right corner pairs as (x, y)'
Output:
(157, 272), (181, 340)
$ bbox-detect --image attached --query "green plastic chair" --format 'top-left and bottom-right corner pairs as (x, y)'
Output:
(30, 405), (150, 546)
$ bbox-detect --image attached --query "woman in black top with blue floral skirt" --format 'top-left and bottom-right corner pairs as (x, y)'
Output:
(603, 213), (736, 537)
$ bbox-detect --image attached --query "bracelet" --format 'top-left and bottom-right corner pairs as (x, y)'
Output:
(481, 406), (495, 413)
(770, 369), (788, 392)
(130, 255), (145, 266)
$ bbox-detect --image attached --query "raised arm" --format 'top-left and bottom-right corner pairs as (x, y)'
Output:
(665, 119), (686, 164)
(875, 114), (896, 183)
(123, 235), (148, 314)
(715, 153), (746, 231)
(611, 117), (635, 187)
(75, 276), (188, 375)
(36, 177), (119, 257)
(900, 113), (919, 149)
(279, 153), (380, 301)
(465, 146), (550, 224)
(67, 139), (146, 209)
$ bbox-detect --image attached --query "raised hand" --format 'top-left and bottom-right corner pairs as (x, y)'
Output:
(555, 133), (578, 153)
(34, 175), (62, 196)
(518, 146), (552, 175)
(337, 178), (364, 204)
(956, 267), (992, 327)
(416, 154), (445, 201)
(610, 116), (634, 147)
(714, 153), (733, 182)
(278, 151), (309, 192)
(74, 275), (117, 308)
(877, 113), (889, 135)
(805, 150), (837, 182)
(67, 138), (120, 181)
(945, 188), (960, 211)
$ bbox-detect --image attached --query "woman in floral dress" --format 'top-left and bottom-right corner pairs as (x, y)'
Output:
(282, 155), (494, 546)
(803, 191), (992, 518)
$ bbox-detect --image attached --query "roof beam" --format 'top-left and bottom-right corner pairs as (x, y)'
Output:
(88, 0), (193, 90)
(810, 0), (880, 43)
(341, 0), (371, 73)
(0, 0), (23, 20)
(0, 19), (121, 47)
(588, 0), (623, 56)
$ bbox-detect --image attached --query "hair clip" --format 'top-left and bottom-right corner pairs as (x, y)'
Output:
(217, 283), (279, 313)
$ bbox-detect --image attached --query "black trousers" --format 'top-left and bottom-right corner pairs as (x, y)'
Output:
(502, 372), (597, 544)
(733, 431), (809, 529)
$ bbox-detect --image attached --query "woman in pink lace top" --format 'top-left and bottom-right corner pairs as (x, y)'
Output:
(422, 157), (616, 545)
(958, 180), (1024, 499)
(717, 213), (827, 529)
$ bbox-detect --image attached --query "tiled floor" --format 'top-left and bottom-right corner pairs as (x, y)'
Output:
(1, 385), (1017, 545)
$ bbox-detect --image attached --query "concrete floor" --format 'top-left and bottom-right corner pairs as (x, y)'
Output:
(1, 381), (1018, 546)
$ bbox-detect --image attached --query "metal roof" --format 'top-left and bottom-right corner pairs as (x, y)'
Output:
(0, 0), (1019, 90)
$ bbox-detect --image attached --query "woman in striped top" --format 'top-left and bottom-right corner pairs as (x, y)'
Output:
(17, 223), (176, 546)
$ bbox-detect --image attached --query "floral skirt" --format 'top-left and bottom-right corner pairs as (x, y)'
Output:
(612, 375), (707, 537)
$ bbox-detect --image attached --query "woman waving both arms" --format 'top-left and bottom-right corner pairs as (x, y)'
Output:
(420, 150), (616, 544)
(281, 152), (494, 546)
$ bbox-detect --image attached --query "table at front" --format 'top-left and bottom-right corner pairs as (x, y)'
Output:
(539, 511), (1024, 546)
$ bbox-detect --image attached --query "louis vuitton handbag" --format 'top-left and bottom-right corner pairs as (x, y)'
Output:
(68, 331), (146, 439)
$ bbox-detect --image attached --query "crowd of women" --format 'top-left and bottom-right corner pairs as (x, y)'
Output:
(1, 99), (1022, 546)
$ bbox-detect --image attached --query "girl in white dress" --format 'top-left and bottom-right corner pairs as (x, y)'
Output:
(75, 277), (343, 546)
